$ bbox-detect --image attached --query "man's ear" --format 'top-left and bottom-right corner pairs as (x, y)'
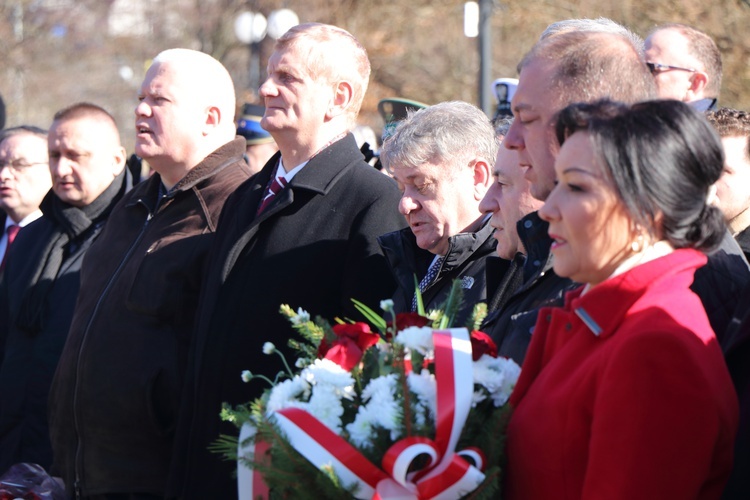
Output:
(112, 146), (127, 175)
(203, 106), (221, 135)
(326, 81), (353, 120)
(686, 71), (709, 101)
(473, 158), (492, 201)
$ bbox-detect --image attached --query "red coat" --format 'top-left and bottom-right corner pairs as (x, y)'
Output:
(506, 248), (738, 500)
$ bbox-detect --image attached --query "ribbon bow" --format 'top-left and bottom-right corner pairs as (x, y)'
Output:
(238, 328), (485, 499)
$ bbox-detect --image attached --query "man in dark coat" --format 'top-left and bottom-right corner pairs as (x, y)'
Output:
(0, 103), (133, 474)
(377, 101), (498, 326)
(169, 23), (406, 499)
(0, 127), (52, 274)
(48, 50), (251, 499)
(706, 108), (750, 261)
(478, 126), (574, 364)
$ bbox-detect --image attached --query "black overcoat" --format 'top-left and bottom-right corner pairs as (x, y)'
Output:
(170, 134), (407, 499)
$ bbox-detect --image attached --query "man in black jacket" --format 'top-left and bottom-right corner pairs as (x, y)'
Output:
(169, 23), (406, 499)
(478, 119), (574, 364)
(0, 103), (133, 474)
(48, 50), (251, 499)
(377, 101), (497, 326)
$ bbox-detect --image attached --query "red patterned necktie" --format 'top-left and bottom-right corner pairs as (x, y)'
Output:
(1, 224), (20, 271)
(257, 176), (288, 215)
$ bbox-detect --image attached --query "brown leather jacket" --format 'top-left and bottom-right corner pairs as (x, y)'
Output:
(48, 138), (251, 498)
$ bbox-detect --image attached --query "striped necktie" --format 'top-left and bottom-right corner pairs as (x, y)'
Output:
(257, 176), (288, 215)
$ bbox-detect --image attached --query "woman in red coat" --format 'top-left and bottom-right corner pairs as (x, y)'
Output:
(505, 99), (739, 500)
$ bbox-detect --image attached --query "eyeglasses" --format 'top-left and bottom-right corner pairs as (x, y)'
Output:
(0, 159), (48, 172)
(646, 62), (697, 75)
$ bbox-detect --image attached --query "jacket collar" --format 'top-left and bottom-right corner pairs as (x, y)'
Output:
(379, 215), (496, 278)
(516, 211), (554, 283)
(565, 248), (707, 339)
(127, 137), (246, 212)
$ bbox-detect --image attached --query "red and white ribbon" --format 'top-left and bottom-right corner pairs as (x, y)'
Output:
(237, 423), (270, 499)
(237, 328), (485, 499)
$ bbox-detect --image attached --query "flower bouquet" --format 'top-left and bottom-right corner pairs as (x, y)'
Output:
(216, 283), (521, 499)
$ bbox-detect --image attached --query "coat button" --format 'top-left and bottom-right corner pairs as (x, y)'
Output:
(546, 314), (552, 322)
(565, 323), (572, 331)
(524, 220), (533, 229)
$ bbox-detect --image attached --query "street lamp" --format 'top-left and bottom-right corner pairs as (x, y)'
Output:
(234, 9), (299, 92)
(234, 11), (268, 91)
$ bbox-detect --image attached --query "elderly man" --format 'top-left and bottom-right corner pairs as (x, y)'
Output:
(0, 103), (133, 475)
(48, 50), (250, 498)
(706, 108), (750, 260)
(645, 23), (722, 111)
(0, 126), (52, 272)
(377, 101), (497, 324)
(170, 23), (406, 499)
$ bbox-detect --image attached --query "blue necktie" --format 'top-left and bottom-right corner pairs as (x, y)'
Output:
(412, 257), (443, 311)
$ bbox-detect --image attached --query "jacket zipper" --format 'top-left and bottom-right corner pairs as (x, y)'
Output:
(73, 202), (154, 498)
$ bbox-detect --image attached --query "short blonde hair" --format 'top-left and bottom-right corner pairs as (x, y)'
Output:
(275, 23), (370, 123)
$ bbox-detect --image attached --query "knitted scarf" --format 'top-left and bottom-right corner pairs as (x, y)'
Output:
(16, 170), (126, 335)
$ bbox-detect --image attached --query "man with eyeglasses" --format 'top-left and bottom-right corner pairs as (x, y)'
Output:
(645, 23), (722, 111)
(0, 103), (135, 476)
(0, 126), (52, 273)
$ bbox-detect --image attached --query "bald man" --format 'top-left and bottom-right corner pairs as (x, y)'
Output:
(0, 103), (133, 474)
(48, 50), (251, 499)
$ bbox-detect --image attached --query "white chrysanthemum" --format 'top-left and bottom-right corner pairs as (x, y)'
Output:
(290, 307), (311, 325)
(361, 374), (402, 441)
(395, 326), (434, 355)
(407, 369), (437, 425)
(473, 355), (521, 407)
(346, 406), (376, 449)
(301, 358), (355, 391)
(308, 384), (346, 434)
(266, 377), (310, 413)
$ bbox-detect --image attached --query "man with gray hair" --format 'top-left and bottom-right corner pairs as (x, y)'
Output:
(377, 101), (498, 325)
(48, 49), (251, 498)
(645, 23), (722, 111)
(540, 16), (644, 53)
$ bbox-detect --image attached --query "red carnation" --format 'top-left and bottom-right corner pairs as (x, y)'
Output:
(469, 330), (498, 361)
(318, 322), (380, 371)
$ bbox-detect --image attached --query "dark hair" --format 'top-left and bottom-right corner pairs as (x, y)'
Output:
(556, 99), (726, 253)
(0, 125), (48, 144)
(706, 107), (750, 161)
(53, 102), (117, 127)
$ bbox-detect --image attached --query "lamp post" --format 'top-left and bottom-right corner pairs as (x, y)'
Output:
(464, 1), (495, 117)
(234, 11), (268, 92)
(234, 9), (299, 93)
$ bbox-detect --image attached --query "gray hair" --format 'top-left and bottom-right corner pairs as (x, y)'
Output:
(520, 31), (656, 107)
(380, 101), (498, 174)
(494, 116), (514, 138)
(540, 17), (644, 56)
